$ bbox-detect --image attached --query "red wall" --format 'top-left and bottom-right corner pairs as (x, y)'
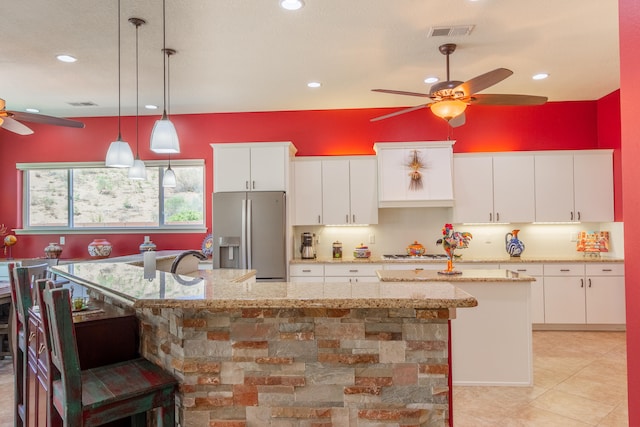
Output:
(619, 0), (640, 422)
(0, 97), (615, 260)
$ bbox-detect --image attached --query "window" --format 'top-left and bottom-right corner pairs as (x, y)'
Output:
(18, 160), (205, 232)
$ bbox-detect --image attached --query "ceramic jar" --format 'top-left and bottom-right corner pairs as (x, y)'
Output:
(88, 238), (112, 258)
(505, 230), (525, 257)
(406, 241), (426, 256)
(44, 242), (63, 259)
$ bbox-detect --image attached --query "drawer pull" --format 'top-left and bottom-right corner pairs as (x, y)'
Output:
(302, 269), (312, 273)
(415, 268), (424, 271)
(602, 269), (613, 272)
(29, 332), (36, 342)
(38, 344), (46, 355)
(349, 269), (358, 273)
(516, 269), (527, 272)
(560, 269), (570, 272)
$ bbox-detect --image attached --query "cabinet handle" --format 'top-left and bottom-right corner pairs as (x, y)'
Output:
(602, 269), (613, 272)
(252, 180), (256, 189)
(245, 181), (249, 190)
(570, 211), (574, 221)
(516, 269), (527, 272)
(38, 344), (46, 355)
(349, 269), (358, 273)
(346, 214), (349, 223)
(29, 332), (36, 342)
(415, 268), (424, 271)
(560, 269), (570, 272)
(354, 278), (359, 283)
(496, 212), (500, 222)
(302, 269), (311, 273)
(588, 278), (592, 288)
(580, 278), (584, 288)
(489, 213), (492, 221)
(577, 211), (581, 221)
(352, 214), (356, 223)
(318, 215), (321, 224)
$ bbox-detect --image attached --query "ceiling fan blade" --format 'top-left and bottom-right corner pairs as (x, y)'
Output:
(9, 111), (85, 128)
(372, 89), (431, 98)
(469, 94), (548, 106)
(1, 117), (34, 135)
(453, 68), (513, 96)
(370, 104), (429, 122)
(448, 113), (466, 128)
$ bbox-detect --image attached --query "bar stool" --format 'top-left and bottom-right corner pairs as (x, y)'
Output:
(39, 285), (177, 426)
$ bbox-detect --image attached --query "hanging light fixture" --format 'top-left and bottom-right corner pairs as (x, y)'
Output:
(150, 0), (180, 154)
(430, 99), (467, 121)
(163, 155), (177, 188)
(105, 0), (135, 167)
(128, 17), (147, 180)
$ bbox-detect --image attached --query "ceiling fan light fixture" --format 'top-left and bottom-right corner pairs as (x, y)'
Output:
(430, 99), (467, 121)
(105, 137), (135, 167)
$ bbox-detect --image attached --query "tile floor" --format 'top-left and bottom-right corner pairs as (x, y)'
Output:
(453, 331), (629, 426)
(0, 331), (628, 426)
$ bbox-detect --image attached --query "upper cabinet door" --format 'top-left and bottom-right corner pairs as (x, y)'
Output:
(250, 145), (287, 191)
(213, 146), (251, 192)
(349, 157), (378, 225)
(535, 153), (575, 222)
(322, 160), (351, 225)
(292, 159), (323, 225)
(492, 154), (535, 223)
(573, 151), (614, 222)
(453, 155), (494, 223)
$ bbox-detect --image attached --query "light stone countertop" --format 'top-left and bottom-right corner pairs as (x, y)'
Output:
(290, 255), (624, 264)
(377, 269), (536, 283)
(51, 262), (477, 310)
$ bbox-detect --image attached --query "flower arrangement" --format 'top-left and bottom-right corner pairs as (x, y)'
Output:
(436, 223), (472, 274)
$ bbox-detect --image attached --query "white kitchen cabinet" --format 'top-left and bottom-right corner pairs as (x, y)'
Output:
(292, 159), (323, 225)
(374, 142), (454, 208)
(534, 150), (614, 222)
(543, 262), (625, 327)
(324, 264), (382, 283)
(289, 264), (324, 283)
(383, 263), (442, 271)
(453, 153), (535, 223)
(322, 157), (378, 225)
(501, 263), (545, 324)
(212, 142), (296, 192)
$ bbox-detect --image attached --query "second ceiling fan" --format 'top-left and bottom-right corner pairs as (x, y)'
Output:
(371, 43), (548, 127)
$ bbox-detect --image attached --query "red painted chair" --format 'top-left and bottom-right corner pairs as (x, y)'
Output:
(39, 285), (177, 426)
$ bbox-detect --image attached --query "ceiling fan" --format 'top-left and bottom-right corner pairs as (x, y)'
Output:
(371, 43), (548, 127)
(0, 97), (85, 135)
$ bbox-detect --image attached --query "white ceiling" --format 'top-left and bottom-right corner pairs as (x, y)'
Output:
(0, 0), (620, 119)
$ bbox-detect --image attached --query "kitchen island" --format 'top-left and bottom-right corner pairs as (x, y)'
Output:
(378, 269), (535, 386)
(51, 262), (477, 427)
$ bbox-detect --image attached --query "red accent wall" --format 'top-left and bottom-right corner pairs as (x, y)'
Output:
(619, 0), (640, 422)
(0, 98), (618, 259)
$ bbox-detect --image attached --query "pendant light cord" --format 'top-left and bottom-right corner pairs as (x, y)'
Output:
(135, 20), (140, 158)
(117, 0), (122, 139)
(162, 0), (167, 115)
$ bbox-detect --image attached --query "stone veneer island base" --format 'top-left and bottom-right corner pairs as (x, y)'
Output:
(52, 263), (477, 427)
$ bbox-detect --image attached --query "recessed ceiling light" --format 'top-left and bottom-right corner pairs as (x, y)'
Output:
(532, 73), (549, 80)
(145, 104), (159, 110)
(280, 0), (304, 10)
(307, 81), (321, 88)
(56, 54), (77, 63)
(424, 76), (439, 84)
(25, 108), (40, 113)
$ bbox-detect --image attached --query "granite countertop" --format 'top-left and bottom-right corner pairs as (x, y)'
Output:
(290, 255), (624, 264)
(51, 262), (477, 310)
(377, 269), (536, 283)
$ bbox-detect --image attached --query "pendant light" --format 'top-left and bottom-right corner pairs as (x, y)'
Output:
(105, 0), (135, 167)
(163, 155), (177, 188)
(150, 0), (180, 154)
(128, 17), (147, 180)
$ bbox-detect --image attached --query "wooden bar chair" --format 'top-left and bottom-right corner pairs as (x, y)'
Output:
(10, 263), (48, 427)
(40, 286), (177, 427)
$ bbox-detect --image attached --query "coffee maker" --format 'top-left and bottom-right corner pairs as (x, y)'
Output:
(300, 232), (315, 259)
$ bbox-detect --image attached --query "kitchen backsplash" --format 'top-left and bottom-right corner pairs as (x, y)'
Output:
(292, 208), (624, 260)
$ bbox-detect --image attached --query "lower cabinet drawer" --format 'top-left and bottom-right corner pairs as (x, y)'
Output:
(585, 263), (624, 276)
(544, 263), (585, 276)
(290, 264), (324, 277)
(324, 264), (382, 277)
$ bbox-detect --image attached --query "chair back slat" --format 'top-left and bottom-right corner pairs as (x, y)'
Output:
(42, 287), (83, 422)
(12, 267), (34, 327)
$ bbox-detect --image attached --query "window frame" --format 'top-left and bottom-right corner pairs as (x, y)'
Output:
(15, 160), (207, 235)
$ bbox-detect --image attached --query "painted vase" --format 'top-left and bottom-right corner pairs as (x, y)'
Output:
(88, 238), (112, 258)
(44, 242), (63, 259)
(505, 229), (525, 257)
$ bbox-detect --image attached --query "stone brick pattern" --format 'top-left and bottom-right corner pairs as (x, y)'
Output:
(137, 306), (453, 427)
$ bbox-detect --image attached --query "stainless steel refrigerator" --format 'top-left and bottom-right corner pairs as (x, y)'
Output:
(212, 191), (286, 282)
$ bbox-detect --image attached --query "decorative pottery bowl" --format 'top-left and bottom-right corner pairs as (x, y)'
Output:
(406, 241), (426, 256)
(353, 245), (371, 258)
(44, 242), (63, 259)
(88, 238), (112, 258)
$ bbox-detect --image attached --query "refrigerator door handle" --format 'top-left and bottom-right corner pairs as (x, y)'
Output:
(241, 199), (247, 269)
(247, 198), (253, 269)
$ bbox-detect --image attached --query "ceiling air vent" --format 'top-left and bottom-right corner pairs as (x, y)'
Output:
(68, 101), (98, 107)
(428, 25), (475, 38)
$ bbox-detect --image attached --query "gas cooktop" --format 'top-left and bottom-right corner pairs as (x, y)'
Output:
(382, 254), (448, 260)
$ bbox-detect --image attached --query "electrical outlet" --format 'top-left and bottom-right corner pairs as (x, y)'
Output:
(369, 234), (375, 244)
(59, 236), (65, 245)
(569, 232), (577, 242)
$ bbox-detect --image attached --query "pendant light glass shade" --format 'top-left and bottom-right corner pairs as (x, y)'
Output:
(163, 165), (177, 188)
(128, 158), (147, 179)
(106, 137), (134, 167)
(150, 111), (180, 153)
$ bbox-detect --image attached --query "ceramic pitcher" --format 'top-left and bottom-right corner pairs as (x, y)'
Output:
(505, 229), (525, 257)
